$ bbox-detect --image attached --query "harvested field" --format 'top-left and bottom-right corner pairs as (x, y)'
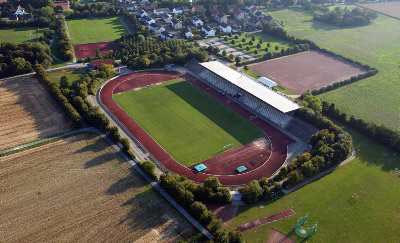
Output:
(249, 51), (366, 94)
(74, 41), (116, 59)
(360, 2), (400, 19)
(0, 76), (72, 150)
(0, 133), (191, 242)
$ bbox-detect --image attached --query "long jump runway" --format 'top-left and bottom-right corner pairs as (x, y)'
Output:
(100, 71), (293, 185)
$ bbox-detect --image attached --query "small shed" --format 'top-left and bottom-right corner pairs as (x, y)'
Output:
(257, 76), (277, 89)
(194, 163), (207, 173)
(235, 165), (248, 173)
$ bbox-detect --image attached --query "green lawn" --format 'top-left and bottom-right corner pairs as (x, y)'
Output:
(269, 8), (400, 131)
(223, 33), (291, 59)
(66, 17), (126, 44)
(0, 27), (46, 44)
(228, 130), (400, 242)
(47, 68), (85, 86)
(113, 79), (263, 166)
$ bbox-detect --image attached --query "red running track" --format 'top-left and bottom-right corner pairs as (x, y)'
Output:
(100, 71), (293, 185)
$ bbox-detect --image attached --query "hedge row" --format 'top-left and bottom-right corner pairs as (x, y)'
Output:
(261, 20), (378, 94)
(160, 174), (242, 243)
(34, 64), (82, 125)
(322, 101), (400, 153)
(311, 69), (378, 95)
(53, 17), (73, 62)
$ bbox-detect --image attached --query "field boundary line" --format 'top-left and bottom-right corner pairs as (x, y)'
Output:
(0, 127), (97, 157)
(356, 3), (400, 21)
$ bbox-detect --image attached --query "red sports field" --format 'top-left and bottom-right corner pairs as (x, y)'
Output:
(100, 71), (292, 185)
(249, 51), (366, 94)
(74, 41), (115, 59)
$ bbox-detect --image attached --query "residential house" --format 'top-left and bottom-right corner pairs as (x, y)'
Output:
(192, 17), (204, 27)
(171, 19), (183, 29)
(149, 23), (165, 34)
(185, 30), (193, 39)
(233, 8), (245, 21)
(202, 26), (215, 37)
(219, 24), (232, 33)
(153, 8), (169, 15)
(172, 7), (184, 14)
(160, 31), (174, 40)
(160, 13), (173, 24)
(216, 14), (229, 24)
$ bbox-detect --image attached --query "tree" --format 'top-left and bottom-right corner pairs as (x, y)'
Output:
(303, 93), (322, 113)
(240, 180), (263, 204)
(60, 76), (69, 88)
(11, 57), (32, 75)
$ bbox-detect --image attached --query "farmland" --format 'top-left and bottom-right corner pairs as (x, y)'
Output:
(249, 51), (366, 94)
(0, 27), (46, 44)
(67, 17), (126, 44)
(113, 79), (263, 166)
(269, 8), (400, 131)
(0, 133), (192, 242)
(0, 76), (71, 150)
(227, 131), (400, 242)
(360, 2), (400, 19)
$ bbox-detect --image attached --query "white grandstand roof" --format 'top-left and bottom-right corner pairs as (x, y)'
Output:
(200, 61), (299, 113)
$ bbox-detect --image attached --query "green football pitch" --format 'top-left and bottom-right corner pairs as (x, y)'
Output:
(67, 17), (126, 44)
(113, 79), (263, 166)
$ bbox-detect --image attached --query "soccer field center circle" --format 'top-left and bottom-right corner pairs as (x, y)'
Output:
(99, 70), (292, 185)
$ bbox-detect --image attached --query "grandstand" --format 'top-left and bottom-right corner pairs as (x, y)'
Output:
(188, 61), (300, 128)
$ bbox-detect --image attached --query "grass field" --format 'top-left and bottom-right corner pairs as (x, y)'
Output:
(47, 68), (85, 86)
(113, 79), (263, 166)
(67, 17), (126, 44)
(0, 133), (192, 242)
(0, 27), (46, 44)
(269, 8), (400, 131)
(228, 131), (400, 242)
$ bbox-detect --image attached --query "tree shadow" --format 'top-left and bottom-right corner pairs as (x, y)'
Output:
(106, 168), (147, 195)
(0, 76), (73, 150)
(165, 81), (261, 144)
(348, 128), (400, 172)
(107, 17), (127, 36)
(118, 188), (191, 240)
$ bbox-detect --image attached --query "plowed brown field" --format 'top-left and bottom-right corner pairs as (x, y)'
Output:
(0, 133), (191, 242)
(0, 76), (72, 150)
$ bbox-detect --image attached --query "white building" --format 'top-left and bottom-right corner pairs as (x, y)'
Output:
(202, 26), (215, 37)
(219, 24), (232, 33)
(257, 76), (277, 89)
(185, 31), (193, 39)
(192, 17), (204, 27)
(193, 61), (300, 127)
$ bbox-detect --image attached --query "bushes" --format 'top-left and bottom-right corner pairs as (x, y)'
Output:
(240, 180), (263, 204)
(159, 174), (242, 242)
(0, 42), (52, 78)
(139, 160), (157, 180)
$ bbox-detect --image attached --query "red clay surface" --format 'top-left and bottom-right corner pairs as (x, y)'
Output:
(249, 51), (366, 94)
(74, 42), (116, 59)
(360, 2), (400, 19)
(267, 229), (295, 243)
(237, 209), (295, 232)
(100, 71), (292, 185)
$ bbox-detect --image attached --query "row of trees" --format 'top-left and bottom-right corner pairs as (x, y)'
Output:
(314, 6), (377, 27)
(53, 17), (74, 62)
(115, 34), (208, 69)
(0, 42), (52, 78)
(322, 101), (400, 153)
(160, 174), (242, 243)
